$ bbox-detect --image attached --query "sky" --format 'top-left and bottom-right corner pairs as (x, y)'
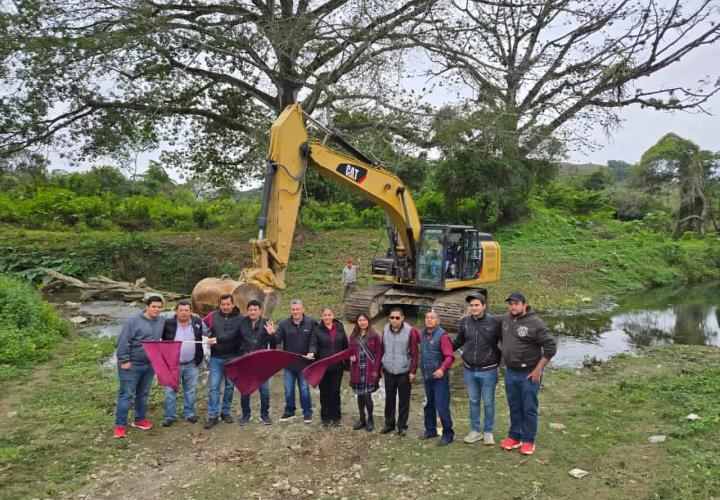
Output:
(567, 43), (720, 165)
(38, 12), (720, 180)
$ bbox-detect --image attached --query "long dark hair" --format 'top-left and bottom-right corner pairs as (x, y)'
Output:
(351, 312), (378, 342)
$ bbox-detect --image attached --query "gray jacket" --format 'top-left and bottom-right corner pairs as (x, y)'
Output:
(116, 311), (166, 364)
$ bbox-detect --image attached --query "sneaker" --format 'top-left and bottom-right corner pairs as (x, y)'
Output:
(260, 415), (273, 425)
(380, 425), (395, 434)
(520, 442), (536, 455)
(463, 431), (483, 444)
(162, 419), (174, 428)
(420, 432), (438, 440)
(303, 415), (313, 424)
(221, 413), (234, 424)
(185, 416), (198, 424)
(203, 417), (219, 429)
(331, 420), (341, 427)
(114, 426), (126, 439)
(321, 419), (331, 427)
(131, 419), (154, 430)
(238, 415), (252, 426)
(500, 437), (522, 450)
(279, 413), (296, 422)
(483, 432), (495, 445)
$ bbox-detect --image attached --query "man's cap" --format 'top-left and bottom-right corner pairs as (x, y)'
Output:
(465, 291), (487, 304)
(505, 292), (526, 303)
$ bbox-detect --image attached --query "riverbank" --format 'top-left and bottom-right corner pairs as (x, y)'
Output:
(0, 332), (717, 499)
(2, 206), (719, 316)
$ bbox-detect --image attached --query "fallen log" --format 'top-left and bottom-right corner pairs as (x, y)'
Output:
(40, 268), (188, 302)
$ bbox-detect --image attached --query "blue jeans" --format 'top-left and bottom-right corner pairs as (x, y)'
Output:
(241, 380), (270, 418)
(283, 369), (312, 418)
(504, 368), (542, 444)
(208, 356), (236, 418)
(115, 363), (155, 426)
(463, 367), (498, 432)
(163, 362), (199, 421)
(423, 373), (454, 440)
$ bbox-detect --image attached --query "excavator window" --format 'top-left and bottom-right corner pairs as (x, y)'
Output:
(462, 231), (482, 279)
(416, 228), (444, 286)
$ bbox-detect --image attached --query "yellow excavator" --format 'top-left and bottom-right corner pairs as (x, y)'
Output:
(191, 104), (501, 332)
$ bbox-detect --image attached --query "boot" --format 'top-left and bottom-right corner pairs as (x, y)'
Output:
(366, 414), (375, 432)
(353, 413), (366, 431)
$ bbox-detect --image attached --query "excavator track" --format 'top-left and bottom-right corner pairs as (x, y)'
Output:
(430, 289), (476, 333)
(343, 282), (393, 322)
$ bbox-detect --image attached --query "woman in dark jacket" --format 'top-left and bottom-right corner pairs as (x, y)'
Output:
(348, 312), (382, 431)
(310, 308), (349, 427)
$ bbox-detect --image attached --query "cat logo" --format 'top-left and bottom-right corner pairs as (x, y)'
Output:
(517, 326), (529, 337)
(336, 163), (367, 184)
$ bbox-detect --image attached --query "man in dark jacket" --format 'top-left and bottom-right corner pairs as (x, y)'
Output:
(161, 300), (209, 427)
(202, 293), (242, 429)
(453, 291), (501, 446)
(238, 299), (276, 426)
(499, 292), (557, 456)
(114, 295), (166, 439)
(270, 299), (315, 423)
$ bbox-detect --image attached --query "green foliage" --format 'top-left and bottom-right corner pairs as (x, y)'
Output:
(0, 274), (68, 378)
(300, 199), (384, 231)
(432, 146), (557, 225)
(607, 159), (632, 182)
(538, 181), (613, 215)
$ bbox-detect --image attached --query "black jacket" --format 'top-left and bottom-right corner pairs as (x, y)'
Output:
(207, 307), (243, 358)
(162, 316), (205, 366)
(452, 313), (502, 371)
(310, 319), (349, 372)
(276, 314), (315, 372)
(239, 315), (276, 354)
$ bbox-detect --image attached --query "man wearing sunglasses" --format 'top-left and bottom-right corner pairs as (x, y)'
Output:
(380, 308), (420, 437)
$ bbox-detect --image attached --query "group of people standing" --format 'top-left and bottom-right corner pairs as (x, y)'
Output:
(114, 288), (556, 456)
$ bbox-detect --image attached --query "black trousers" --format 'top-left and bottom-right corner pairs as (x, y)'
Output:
(319, 369), (343, 422)
(384, 370), (411, 430)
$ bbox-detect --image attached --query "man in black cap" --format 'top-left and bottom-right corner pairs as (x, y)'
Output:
(499, 292), (557, 456)
(452, 291), (501, 445)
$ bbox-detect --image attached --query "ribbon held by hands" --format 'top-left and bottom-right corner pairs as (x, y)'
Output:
(141, 341), (182, 391)
(224, 350), (306, 396)
(303, 348), (353, 387)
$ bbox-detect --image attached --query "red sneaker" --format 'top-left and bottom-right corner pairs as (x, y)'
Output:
(114, 426), (126, 439)
(131, 419), (154, 430)
(500, 437), (522, 450)
(520, 442), (536, 455)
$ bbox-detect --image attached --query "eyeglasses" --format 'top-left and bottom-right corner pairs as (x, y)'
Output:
(389, 316), (401, 320)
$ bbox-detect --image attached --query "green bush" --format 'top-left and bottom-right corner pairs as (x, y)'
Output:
(0, 274), (69, 379)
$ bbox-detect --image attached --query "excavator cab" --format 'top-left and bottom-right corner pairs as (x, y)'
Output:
(415, 225), (487, 289)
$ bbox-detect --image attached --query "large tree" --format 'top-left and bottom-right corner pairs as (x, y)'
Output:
(638, 133), (719, 237)
(418, 0), (720, 159)
(0, 0), (434, 183)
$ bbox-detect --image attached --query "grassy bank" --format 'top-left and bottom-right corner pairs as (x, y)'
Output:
(1, 205), (718, 315)
(0, 336), (717, 499)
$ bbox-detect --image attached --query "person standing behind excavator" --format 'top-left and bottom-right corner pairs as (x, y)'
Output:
(341, 258), (359, 302)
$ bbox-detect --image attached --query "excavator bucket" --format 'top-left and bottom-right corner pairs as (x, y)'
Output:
(191, 276), (281, 318)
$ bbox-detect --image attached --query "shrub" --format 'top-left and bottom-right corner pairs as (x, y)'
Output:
(0, 274), (69, 379)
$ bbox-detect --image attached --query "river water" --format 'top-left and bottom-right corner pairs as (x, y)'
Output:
(48, 282), (720, 369)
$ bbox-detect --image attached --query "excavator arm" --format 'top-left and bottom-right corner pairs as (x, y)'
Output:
(250, 104), (421, 290)
(192, 104), (422, 316)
